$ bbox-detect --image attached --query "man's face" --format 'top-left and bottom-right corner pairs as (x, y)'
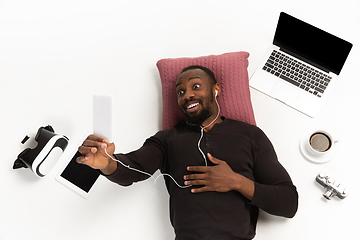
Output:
(175, 69), (218, 126)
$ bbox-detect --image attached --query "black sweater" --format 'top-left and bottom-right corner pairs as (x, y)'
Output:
(106, 118), (298, 240)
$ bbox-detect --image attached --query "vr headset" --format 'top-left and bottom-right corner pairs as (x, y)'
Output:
(13, 125), (69, 177)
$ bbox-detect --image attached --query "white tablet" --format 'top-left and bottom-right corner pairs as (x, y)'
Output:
(56, 135), (101, 198)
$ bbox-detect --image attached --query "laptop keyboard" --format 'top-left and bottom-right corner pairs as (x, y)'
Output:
(262, 50), (332, 98)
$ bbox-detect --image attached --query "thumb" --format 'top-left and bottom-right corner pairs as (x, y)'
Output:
(99, 142), (116, 158)
(207, 153), (221, 165)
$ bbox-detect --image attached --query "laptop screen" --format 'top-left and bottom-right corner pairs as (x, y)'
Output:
(273, 12), (352, 75)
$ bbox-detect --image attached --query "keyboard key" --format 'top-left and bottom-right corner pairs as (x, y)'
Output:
(280, 74), (300, 87)
(315, 86), (324, 93)
(319, 84), (326, 90)
(265, 63), (274, 69)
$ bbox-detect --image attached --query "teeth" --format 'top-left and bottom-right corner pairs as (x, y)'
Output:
(187, 103), (199, 109)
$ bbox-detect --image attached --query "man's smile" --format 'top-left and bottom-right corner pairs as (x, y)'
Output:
(184, 101), (201, 113)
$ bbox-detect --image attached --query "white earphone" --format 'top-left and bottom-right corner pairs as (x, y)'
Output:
(215, 90), (218, 97)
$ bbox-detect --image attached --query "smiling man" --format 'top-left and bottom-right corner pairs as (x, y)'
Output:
(77, 65), (298, 240)
(176, 65), (221, 128)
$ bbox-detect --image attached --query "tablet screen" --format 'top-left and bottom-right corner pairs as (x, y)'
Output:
(60, 151), (100, 193)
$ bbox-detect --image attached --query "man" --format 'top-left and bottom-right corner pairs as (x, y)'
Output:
(77, 65), (298, 240)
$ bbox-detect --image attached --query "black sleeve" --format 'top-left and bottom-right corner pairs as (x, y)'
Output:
(250, 128), (298, 218)
(104, 130), (167, 187)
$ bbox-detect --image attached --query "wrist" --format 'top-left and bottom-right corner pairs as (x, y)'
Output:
(232, 173), (244, 191)
(100, 157), (117, 175)
(233, 173), (255, 201)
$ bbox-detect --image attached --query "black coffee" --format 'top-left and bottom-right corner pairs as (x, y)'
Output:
(309, 132), (332, 152)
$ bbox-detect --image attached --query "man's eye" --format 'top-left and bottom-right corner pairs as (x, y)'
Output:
(178, 90), (184, 96)
(193, 84), (201, 89)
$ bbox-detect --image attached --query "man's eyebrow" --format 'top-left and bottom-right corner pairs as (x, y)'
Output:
(175, 76), (201, 88)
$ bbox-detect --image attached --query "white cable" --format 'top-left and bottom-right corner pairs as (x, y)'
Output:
(104, 148), (191, 189)
(198, 128), (207, 166)
(201, 93), (220, 131)
(197, 93), (221, 166)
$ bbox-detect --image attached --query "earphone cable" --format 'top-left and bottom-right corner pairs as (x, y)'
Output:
(104, 148), (191, 189)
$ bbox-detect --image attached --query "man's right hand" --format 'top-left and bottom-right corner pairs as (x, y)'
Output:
(77, 134), (117, 175)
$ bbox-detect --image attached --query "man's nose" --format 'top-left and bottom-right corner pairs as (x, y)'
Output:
(184, 90), (195, 100)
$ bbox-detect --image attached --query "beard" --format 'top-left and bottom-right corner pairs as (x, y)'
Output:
(183, 94), (215, 126)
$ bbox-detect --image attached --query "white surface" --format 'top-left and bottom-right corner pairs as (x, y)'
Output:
(1, 1), (359, 239)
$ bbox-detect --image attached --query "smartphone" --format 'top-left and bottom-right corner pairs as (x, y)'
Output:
(93, 95), (113, 142)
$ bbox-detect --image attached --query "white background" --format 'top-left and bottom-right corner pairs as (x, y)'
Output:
(1, 0), (359, 239)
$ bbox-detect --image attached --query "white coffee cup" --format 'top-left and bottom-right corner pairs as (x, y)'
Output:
(305, 130), (339, 157)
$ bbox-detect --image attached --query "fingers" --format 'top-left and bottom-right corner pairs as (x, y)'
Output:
(77, 141), (106, 163)
(184, 154), (214, 185)
(78, 145), (97, 155)
(190, 186), (209, 193)
(75, 134), (115, 169)
(184, 179), (206, 187)
(184, 153), (234, 193)
(207, 153), (222, 164)
(186, 165), (207, 172)
(78, 135), (110, 154)
(184, 173), (205, 181)
(82, 136), (108, 149)
(184, 174), (208, 193)
(186, 153), (222, 172)
(184, 172), (208, 188)
(87, 134), (109, 143)
(76, 154), (90, 164)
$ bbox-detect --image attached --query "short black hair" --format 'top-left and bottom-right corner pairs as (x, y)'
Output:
(181, 65), (217, 85)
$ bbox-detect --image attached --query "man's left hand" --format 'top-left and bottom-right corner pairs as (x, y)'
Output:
(184, 153), (239, 193)
(184, 153), (255, 200)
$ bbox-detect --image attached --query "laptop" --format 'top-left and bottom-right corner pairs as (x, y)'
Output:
(250, 12), (352, 117)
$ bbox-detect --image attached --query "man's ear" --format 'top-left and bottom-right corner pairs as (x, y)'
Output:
(214, 83), (221, 97)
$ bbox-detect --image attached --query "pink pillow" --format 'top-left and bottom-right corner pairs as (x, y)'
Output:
(156, 51), (256, 129)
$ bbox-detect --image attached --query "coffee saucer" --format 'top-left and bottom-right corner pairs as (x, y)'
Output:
(299, 132), (338, 163)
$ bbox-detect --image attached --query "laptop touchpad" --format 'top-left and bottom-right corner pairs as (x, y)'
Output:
(271, 81), (300, 105)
